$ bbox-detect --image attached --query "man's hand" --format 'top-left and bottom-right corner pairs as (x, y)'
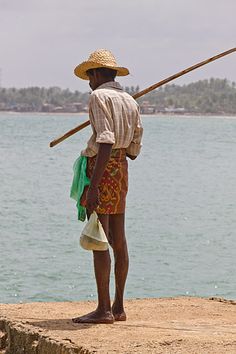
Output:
(126, 153), (137, 160)
(86, 186), (99, 213)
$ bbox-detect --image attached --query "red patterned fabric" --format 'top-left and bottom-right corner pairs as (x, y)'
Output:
(80, 149), (128, 214)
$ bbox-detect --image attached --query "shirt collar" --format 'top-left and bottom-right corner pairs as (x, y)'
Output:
(96, 81), (123, 91)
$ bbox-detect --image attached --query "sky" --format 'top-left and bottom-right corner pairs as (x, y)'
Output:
(0, 0), (235, 92)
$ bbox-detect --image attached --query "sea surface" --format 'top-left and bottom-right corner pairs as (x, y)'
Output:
(0, 113), (235, 304)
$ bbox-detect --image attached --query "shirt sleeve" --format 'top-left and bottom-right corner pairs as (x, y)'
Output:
(126, 112), (143, 156)
(89, 94), (115, 145)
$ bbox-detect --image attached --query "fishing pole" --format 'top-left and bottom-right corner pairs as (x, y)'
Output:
(50, 47), (236, 148)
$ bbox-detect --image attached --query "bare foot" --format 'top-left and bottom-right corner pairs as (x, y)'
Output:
(72, 309), (114, 324)
(113, 311), (127, 321)
(112, 304), (127, 321)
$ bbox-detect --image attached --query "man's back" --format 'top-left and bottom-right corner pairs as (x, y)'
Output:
(83, 81), (142, 157)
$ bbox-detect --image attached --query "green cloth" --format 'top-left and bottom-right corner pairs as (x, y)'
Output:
(70, 156), (90, 222)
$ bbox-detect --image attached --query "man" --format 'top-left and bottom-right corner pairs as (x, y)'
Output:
(72, 49), (143, 324)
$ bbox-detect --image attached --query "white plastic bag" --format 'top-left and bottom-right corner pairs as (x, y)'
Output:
(80, 211), (109, 251)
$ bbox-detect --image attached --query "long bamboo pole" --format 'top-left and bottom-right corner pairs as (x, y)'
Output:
(50, 47), (236, 148)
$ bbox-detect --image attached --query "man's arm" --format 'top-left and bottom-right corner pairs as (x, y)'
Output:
(86, 143), (113, 213)
(126, 112), (143, 159)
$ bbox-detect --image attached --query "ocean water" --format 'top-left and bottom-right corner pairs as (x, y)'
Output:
(0, 113), (235, 304)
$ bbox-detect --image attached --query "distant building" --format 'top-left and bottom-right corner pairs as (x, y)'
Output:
(140, 101), (156, 114)
(0, 102), (6, 110)
(41, 102), (88, 113)
(41, 104), (55, 112)
(164, 107), (186, 113)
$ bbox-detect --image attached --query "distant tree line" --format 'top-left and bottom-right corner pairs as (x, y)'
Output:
(0, 78), (235, 114)
(137, 78), (236, 114)
(0, 87), (89, 112)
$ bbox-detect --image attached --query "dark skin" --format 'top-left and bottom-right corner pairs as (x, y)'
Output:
(72, 69), (136, 324)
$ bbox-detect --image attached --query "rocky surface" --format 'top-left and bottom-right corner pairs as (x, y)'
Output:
(0, 297), (236, 353)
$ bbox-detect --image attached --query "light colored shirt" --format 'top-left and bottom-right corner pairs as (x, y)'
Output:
(81, 81), (143, 157)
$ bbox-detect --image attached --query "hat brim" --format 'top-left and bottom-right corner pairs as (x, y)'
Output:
(74, 61), (129, 80)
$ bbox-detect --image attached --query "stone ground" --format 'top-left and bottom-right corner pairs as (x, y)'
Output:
(0, 297), (236, 353)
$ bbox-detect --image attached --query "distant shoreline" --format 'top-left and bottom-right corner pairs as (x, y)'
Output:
(0, 110), (236, 118)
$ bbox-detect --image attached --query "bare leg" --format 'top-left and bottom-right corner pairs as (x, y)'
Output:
(72, 214), (114, 324)
(109, 213), (129, 321)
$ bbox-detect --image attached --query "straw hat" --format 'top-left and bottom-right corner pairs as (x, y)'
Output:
(74, 49), (129, 80)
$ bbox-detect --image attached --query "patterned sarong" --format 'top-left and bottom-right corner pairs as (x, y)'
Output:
(80, 149), (128, 214)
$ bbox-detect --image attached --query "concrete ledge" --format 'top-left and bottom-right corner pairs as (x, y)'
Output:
(0, 297), (236, 353)
(0, 319), (88, 354)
